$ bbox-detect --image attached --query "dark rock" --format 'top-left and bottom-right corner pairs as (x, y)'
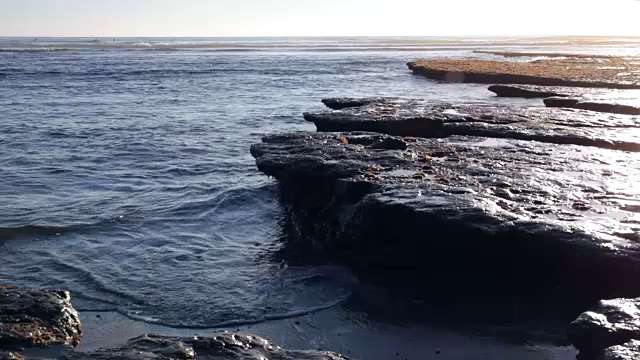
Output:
(305, 98), (640, 151)
(322, 97), (385, 110)
(489, 85), (571, 98)
(604, 340), (640, 360)
(568, 298), (640, 358)
(544, 97), (582, 108)
(573, 102), (640, 116)
(488, 84), (622, 99)
(0, 352), (23, 360)
(545, 98), (640, 116)
(0, 289), (82, 349)
(252, 131), (640, 308)
(63, 333), (349, 360)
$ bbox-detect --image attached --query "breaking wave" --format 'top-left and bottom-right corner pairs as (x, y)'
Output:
(1, 36), (639, 54)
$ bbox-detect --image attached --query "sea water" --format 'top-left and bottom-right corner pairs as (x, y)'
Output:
(1, 36), (638, 327)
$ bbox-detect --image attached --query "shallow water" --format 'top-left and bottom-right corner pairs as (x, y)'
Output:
(0, 37), (636, 328)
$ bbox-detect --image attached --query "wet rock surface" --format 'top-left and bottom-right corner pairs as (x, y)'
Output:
(545, 97), (640, 116)
(321, 97), (385, 110)
(304, 98), (640, 151)
(407, 59), (640, 89)
(0, 352), (23, 360)
(0, 289), (82, 349)
(251, 131), (640, 307)
(64, 333), (349, 360)
(568, 298), (640, 359)
(604, 340), (640, 360)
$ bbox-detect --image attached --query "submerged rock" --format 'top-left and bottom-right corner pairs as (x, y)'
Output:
(251, 131), (640, 308)
(545, 97), (640, 116)
(304, 98), (640, 151)
(568, 298), (640, 359)
(0, 289), (82, 349)
(407, 59), (640, 89)
(64, 333), (349, 360)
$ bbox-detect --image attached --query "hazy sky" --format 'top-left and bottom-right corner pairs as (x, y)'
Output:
(1, 0), (639, 37)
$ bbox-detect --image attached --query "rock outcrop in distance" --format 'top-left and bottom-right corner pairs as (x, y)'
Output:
(304, 97), (640, 152)
(474, 50), (623, 59)
(251, 127), (640, 307)
(407, 58), (640, 89)
(488, 85), (640, 115)
(0, 288), (349, 359)
(568, 298), (640, 359)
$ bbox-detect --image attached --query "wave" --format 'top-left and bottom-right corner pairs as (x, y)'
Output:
(48, 258), (149, 306)
(0, 48), (72, 53)
(0, 215), (134, 241)
(117, 292), (351, 329)
(2, 36), (640, 54)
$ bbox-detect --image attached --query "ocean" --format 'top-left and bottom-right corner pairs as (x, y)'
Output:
(1, 36), (639, 330)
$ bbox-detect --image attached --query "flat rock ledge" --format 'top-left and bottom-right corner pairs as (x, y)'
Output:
(64, 333), (348, 360)
(407, 59), (640, 89)
(304, 97), (640, 152)
(568, 298), (640, 359)
(251, 131), (640, 307)
(488, 84), (614, 99)
(544, 98), (640, 116)
(0, 289), (82, 349)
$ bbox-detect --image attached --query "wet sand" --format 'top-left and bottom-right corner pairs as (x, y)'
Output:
(76, 306), (576, 360)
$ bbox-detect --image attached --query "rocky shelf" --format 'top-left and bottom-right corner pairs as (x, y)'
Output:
(304, 97), (640, 152)
(407, 58), (640, 89)
(253, 96), (640, 355)
(0, 288), (349, 360)
(251, 129), (640, 307)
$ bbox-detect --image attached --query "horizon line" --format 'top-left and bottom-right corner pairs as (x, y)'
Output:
(3, 34), (640, 39)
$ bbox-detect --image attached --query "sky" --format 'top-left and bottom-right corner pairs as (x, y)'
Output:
(1, 0), (640, 37)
